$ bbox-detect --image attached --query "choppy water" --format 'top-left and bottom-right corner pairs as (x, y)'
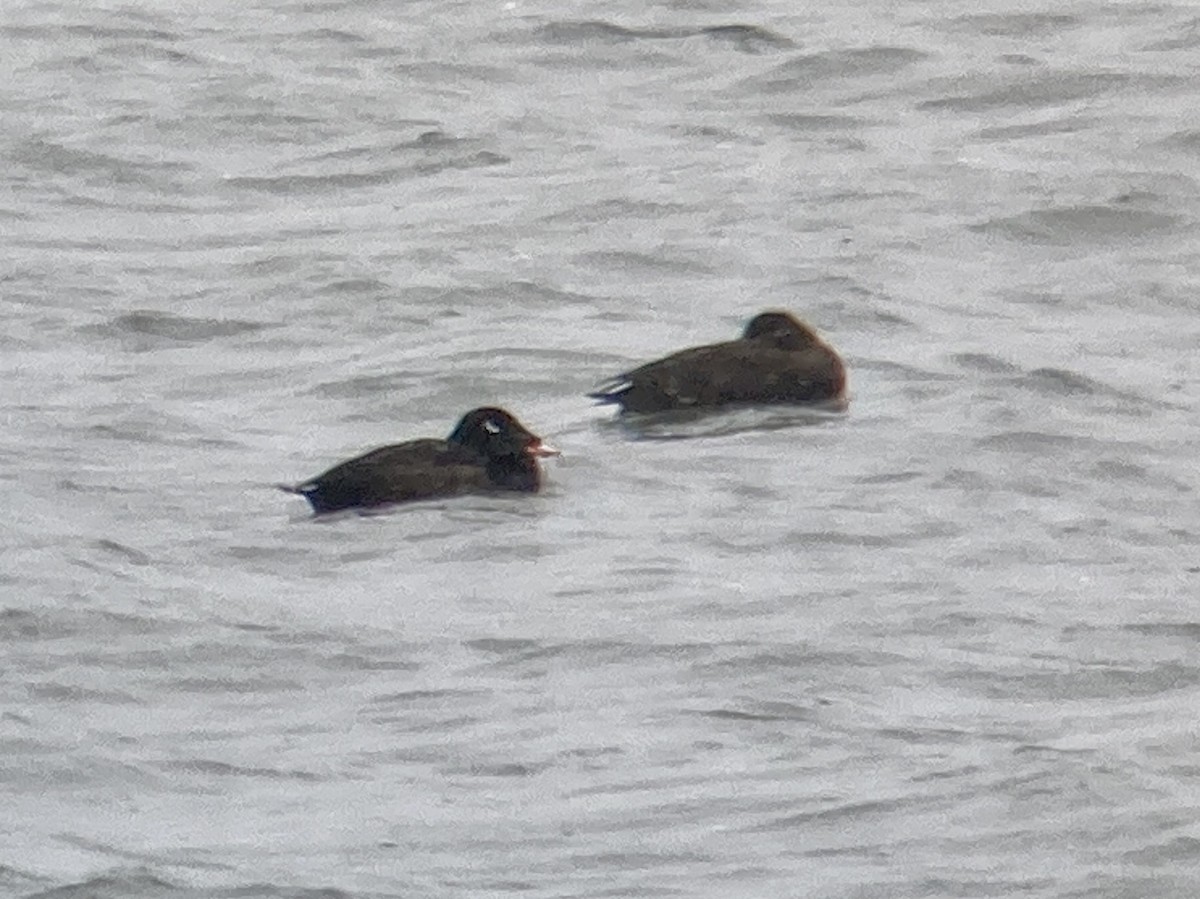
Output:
(4, 0), (1200, 896)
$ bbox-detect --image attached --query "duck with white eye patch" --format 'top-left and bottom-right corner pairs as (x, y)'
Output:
(280, 407), (559, 514)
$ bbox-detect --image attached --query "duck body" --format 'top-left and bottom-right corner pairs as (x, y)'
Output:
(588, 311), (847, 414)
(281, 407), (556, 514)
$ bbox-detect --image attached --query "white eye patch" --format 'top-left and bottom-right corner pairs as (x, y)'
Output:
(483, 419), (502, 434)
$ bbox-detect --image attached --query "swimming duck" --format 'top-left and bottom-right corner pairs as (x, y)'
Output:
(588, 311), (847, 414)
(281, 407), (558, 513)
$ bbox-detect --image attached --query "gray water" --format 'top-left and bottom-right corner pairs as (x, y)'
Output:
(4, 0), (1200, 896)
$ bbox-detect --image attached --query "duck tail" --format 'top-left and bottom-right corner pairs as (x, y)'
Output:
(587, 377), (632, 405)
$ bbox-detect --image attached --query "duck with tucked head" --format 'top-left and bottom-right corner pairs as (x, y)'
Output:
(588, 310), (847, 414)
(280, 407), (558, 514)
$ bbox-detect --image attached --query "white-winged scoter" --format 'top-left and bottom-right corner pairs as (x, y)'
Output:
(281, 407), (558, 514)
(588, 310), (847, 414)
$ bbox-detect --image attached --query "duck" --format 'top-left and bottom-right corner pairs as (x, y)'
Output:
(588, 310), (847, 414)
(280, 407), (558, 514)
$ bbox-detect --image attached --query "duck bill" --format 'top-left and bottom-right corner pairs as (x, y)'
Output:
(527, 438), (560, 458)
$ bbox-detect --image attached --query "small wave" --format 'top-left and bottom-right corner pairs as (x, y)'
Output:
(21, 869), (180, 899)
(945, 660), (1200, 700)
(1124, 836), (1200, 865)
(91, 311), (269, 344)
(448, 759), (552, 778)
(975, 116), (1095, 141)
(0, 864), (48, 894)
(878, 727), (974, 746)
(92, 539), (154, 567)
(851, 359), (953, 382)
(853, 470), (923, 486)
(96, 40), (202, 66)
(1122, 622), (1200, 640)
(313, 277), (393, 298)
(781, 529), (894, 548)
(414, 279), (602, 310)
(527, 20), (793, 52)
(3, 15), (178, 41)
(293, 27), (368, 45)
(311, 651), (420, 673)
(225, 168), (401, 193)
(695, 701), (815, 722)
(1141, 18), (1200, 52)
(691, 645), (907, 673)
(975, 430), (1086, 453)
(765, 113), (866, 132)
(572, 249), (715, 275)
(12, 137), (193, 182)
(1007, 367), (1159, 408)
(464, 639), (715, 672)
(1018, 367), (1104, 397)
(949, 353), (1022, 375)
(570, 848), (712, 873)
(1158, 129), (1200, 155)
(309, 371), (421, 400)
(746, 46), (928, 93)
(440, 346), (618, 368)
(919, 71), (1136, 112)
(164, 675), (305, 695)
(370, 688), (486, 705)
(533, 20), (660, 44)
(539, 197), (693, 224)
(700, 24), (795, 52)
(24, 867), (356, 897)
(155, 759), (322, 781)
(970, 204), (1184, 246)
(388, 59), (512, 84)
(596, 403), (846, 442)
(0, 607), (178, 644)
(70, 22), (178, 42)
(1088, 458), (1192, 492)
(225, 131), (508, 194)
(943, 12), (1082, 37)
(85, 413), (207, 446)
(749, 794), (934, 831)
(27, 682), (141, 704)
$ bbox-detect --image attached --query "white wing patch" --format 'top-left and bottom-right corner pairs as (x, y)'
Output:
(593, 377), (632, 396)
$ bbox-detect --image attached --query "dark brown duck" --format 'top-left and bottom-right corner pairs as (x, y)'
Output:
(588, 310), (847, 414)
(280, 407), (558, 514)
